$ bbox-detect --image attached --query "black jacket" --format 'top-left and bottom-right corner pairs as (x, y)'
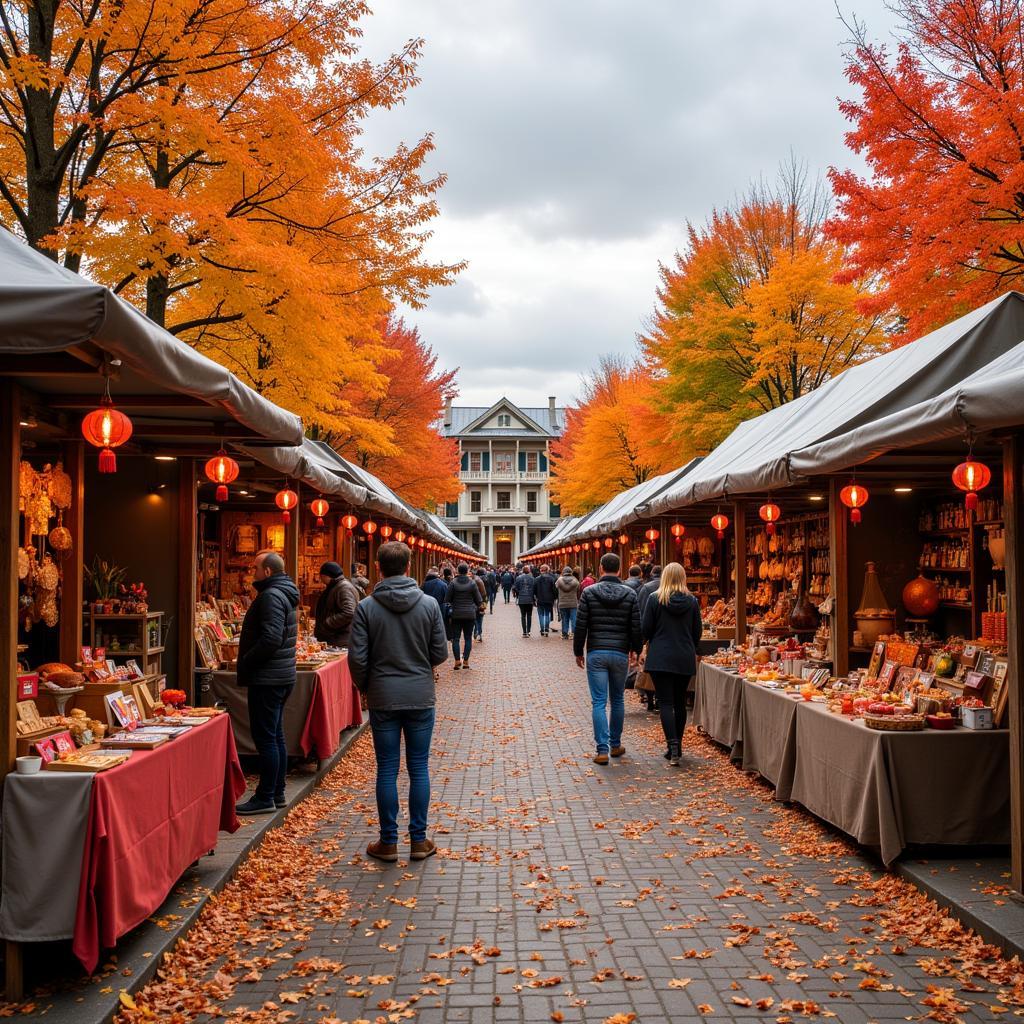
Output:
(237, 573), (300, 687)
(623, 576), (644, 593)
(484, 571), (498, 595)
(637, 575), (661, 616)
(422, 572), (448, 609)
(534, 571), (558, 606)
(348, 575), (448, 710)
(501, 571), (515, 588)
(641, 590), (703, 675)
(447, 573), (484, 621)
(313, 576), (359, 648)
(574, 576), (643, 657)
(512, 572), (537, 605)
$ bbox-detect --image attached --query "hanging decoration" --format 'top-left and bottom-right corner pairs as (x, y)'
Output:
(645, 527), (660, 543)
(670, 523), (685, 540)
(341, 513), (358, 533)
(275, 487), (298, 523)
(840, 481), (869, 525)
(710, 512), (729, 540)
(204, 451), (239, 503)
(603, 537), (613, 548)
(952, 458), (991, 512)
(310, 497), (329, 527)
(759, 501), (781, 536)
(395, 530), (407, 543)
(81, 381), (133, 473)
(618, 533), (629, 545)
(363, 520), (378, 535)
(380, 524), (394, 539)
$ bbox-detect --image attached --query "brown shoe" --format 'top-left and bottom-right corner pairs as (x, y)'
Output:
(410, 838), (436, 861)
(366, 840), (398, 862)
(593, 753), (609, 765)
(610, 745), (626, 758)
(453, 660), (462, 671)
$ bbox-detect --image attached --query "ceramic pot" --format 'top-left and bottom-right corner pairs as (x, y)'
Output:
(902, 573), (940, 617)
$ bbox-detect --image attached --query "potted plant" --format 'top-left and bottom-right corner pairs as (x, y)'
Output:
(84, 556), (127, 612)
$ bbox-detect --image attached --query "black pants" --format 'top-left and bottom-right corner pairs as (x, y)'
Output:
(502, 586), (512, 603)
(487, 590), (496, 611)
(649, 672), (691, 749)
(452, 620), (474, 661)
(247, 683), (292, 801)
(520, 605), (533, 633)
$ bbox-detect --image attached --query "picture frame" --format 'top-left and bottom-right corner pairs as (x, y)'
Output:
(229, 522), (260, 557)
(866, 642), (886, 680)
(131, 682), (156, 721)
(977, 652), (997, 678)
(876, 660), (898, 690)
(194, 627), (218, 669)
(122, 693), (144, 727)
(265, 524), (285, 552)
(894, 665), (919, 698)
(104, 691), (134, 730)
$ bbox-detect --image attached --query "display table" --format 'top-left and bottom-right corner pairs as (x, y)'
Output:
(211, 655), (362, 761)
(738, 680), (799, 798)
(0, 714), (244, 973)
(692, 662), (745, 758)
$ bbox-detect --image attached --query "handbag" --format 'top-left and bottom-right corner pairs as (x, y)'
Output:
(635, 669), (656, 693)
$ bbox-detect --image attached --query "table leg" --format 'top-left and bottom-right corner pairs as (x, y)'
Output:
(5, 940), (23, 1000)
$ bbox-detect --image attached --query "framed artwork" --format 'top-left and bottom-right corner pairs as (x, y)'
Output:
(993, 659), (1009, 684)
(916, 671), (935, 691)
(194, 627), (218, 669)
(977, 652), (997, 678)
(229, 523), (260, 557)
(894, 665), (919, 698)
(960, 645), (979, 669)
(305, 531), (328, 554)
(265, 524), (285, 552)
(122, 693), (144, 727)
(866, 642), (886, 680)
(104, 691), (133, 730)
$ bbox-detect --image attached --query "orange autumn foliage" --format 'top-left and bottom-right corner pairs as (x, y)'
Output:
(318, 316), (461, 508)
(830, 0), (1024, 335)
(549, 357), (676, 516)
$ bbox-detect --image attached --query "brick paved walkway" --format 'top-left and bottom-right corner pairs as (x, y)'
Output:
(123, 601), (1024, 1023)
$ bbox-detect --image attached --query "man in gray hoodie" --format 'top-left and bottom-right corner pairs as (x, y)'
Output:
(349, 541), (448, 863)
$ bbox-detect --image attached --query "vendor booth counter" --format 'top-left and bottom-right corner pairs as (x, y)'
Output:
(694, 662), (1010, 865)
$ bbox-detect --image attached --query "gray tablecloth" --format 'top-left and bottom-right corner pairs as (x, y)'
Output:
(692, 663), (744, 759)
(788, 701), (1010, 865)
(211, 668), (320, 757)
(0, 773), (93, 941)
(739, 682), (800, 798)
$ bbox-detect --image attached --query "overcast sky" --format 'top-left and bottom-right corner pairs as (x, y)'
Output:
(359, 1), (899, 410)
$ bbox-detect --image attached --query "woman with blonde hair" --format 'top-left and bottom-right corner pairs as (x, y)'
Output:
(640, 561), (703, 766)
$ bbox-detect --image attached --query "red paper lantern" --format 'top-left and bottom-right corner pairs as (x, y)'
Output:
(840, 482), (869, 525)
(952, 460), (991, 512)
(591, 539), (601, 550)
(275, 488), (298, 523)
(417, 537), (426, 548)
(380, 524), (394, 539)
(341, 513), (358, 532)
(603, 537), (613, 548)
(711, 513), (729, 540)
(204, 451), (239, 502)
(81, 399), (133, 473)
(645, 528), (660, 542)
(759, 502), (781, 536)
(618, 533), (629, 545)
(310, 497), (329, 527)
(395, 530), (407, 543)
(363, 520), (378, 535)
(573, 544), (581, 553)
(670, 523), (685, 540)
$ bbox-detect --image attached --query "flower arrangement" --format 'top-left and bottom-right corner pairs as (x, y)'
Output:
(84, 556), (126, 608)
(161, 689), (187, 708)
(119, 581), (149, 613)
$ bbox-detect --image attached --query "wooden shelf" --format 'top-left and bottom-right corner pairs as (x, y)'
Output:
(975, 519), (1004, 526)
(920, 565), (971, 573)
(921, 528), (969, 537)
(941, 601), (973, 610)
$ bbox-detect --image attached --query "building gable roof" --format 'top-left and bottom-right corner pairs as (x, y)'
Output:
(443, 397), (565, 437)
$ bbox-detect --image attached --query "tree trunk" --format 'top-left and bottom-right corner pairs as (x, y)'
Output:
(24, 0), (59, 258)
(145, 146), (171, 327)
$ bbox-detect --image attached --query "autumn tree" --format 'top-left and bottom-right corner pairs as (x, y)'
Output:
(549, 357), (676, 515)
(830, 0), (1024, 335)
(643, 161), (888, 452)
(0, 0), (461, 432)
(312, 315), (461, 508)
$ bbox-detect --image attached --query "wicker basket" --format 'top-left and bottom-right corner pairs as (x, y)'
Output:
(862, 713), (925, 732)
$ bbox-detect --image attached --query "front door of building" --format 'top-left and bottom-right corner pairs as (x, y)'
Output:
(495, 531), (513, 566)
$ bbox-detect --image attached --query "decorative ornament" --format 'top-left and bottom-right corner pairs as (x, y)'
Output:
(204, 450), (239, 503)
(341, 513), (358, 533)
(670, 523), (685, 540)
(902, 573), (940, 617)
(592, 539), (601, 550)
(81, 382), (133, 473)
(275, 488), (298, 523)
(48, 462), (72, 510)
(395, 530), (407, 543)
(759, 502), (781, 536)
(363, 520), (378, 535)
(310, 497), (329, 527)
(710, 513), (729, 540)
(618, 533), (629, 545)
(49, 510), (72, 556)
(952, 459), (991, 512)
(380, 524), (394, 539)
(645, 528), (660, 542)
(603, 537), (613, 548)
(840, 481), (869, 525)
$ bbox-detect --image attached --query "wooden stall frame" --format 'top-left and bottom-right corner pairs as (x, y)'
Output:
(829, 477), (850, 677)
(178, 459), (196, 699)
(59, 441), (85, 665)
(733, 501), (747, 642)
(1003, 435), (1024, 894)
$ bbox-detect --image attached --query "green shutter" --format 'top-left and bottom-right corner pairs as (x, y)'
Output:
(460, 452), (468, 471)
(539, 452), (548, 472)
(482, 452), (490, 471)
(445, 502), (458, 518)
(518, 452), (526, 472)
(549, 502), (561, 519)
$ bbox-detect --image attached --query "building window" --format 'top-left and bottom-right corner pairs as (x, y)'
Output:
(529, 531), (537, 548)
(497, 413), (511, 426)
(445, 501), (459, 518)
(526, 451), (538, 472)
(497, 491), (511, 511)
(472, 532), (480, 549)
(469, 451), (481, 472)
(470, 490), (481, 513)
(527, 491), (538, 513)
(495, 451), (513, 473)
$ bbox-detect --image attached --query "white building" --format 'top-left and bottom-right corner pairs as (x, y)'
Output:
(439, 397), (564, 565)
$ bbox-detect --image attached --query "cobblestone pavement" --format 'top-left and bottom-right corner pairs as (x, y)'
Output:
(122, 601), (1024, 1024)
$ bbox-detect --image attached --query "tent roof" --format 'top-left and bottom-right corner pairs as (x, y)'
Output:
(649, 291), (1024, 513)
(0, 228), (302, 446)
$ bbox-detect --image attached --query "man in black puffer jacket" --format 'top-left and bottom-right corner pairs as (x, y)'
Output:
(512, 567), (538, 637)
(236, 551), (300, 814)
(573, 552), (643, 765)
(534, 564), (558, 637)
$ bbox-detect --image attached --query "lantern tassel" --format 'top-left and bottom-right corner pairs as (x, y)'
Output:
(766, 522), (775, 536)
(216, 484), (228, 503)
(98, 448), (116, 473)
(965, 491), (979, 512)
(316, 516), (324, 527)
(851, 508), (862, 525)
(283, 510), (291, 524)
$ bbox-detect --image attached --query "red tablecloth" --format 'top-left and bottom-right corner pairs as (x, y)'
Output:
(72, 714), (245, 972)
(298, 654), (363, 759)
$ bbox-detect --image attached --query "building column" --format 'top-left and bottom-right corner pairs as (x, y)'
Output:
(515, 439), (521, 513)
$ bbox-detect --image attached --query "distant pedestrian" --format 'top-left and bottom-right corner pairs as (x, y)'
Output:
(484, 567), (498, 613)
(580, 567), (596, 592)
(447, 563), (485, 669)
(623, 565), (644, 593)
(349, 541), (448, 862)
(501, 568), (515, 603)
(235, 551), (299, 815)
(513, 566), (538, 637)
(313, 561), (359, 649)
(573, 552), (643, 765)
(638, 565), (662, 616)
(421, 565), (448, 609)
(473, 568), (488, 642)
(641, 562), (703, 767)
(556, 565), (580, 638)
(351, 562), (370, 598)
(534, 563), (558, 637)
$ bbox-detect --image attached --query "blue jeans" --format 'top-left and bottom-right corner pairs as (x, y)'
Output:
(474, 610), (485, 639)
(247, 684), (292, 802)
(586, 650), (628, 754)
(369, 708), (435, 844)
(537, 604), (553, 633)
(452, 620), (474, 660)
(559, 608), (577, 637)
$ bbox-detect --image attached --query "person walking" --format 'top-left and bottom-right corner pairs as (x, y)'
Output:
(580, 567), (597, 592)
(421, 565), (448, 608)
(235, 551), (300, 814)
(534, 563), (558, 637)
(640, 562), (703, 767)
(638, 564), (662, 616)
(623, 564), (644, 594)
(555, 565), (580, 638)
(349, 541), (448, 862)
(313, 561), (359, 649)
(512, 565), (538, 637)
(573, 552), (643, 766)
(447, 563), (484, 669)
(484, 567), (498, 613)
(501, 567), (515, 603)
(472, 568), (488, 642)
(351, 562), (370, 599)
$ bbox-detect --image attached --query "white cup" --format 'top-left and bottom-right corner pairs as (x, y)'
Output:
(15, 756), (42, 775)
